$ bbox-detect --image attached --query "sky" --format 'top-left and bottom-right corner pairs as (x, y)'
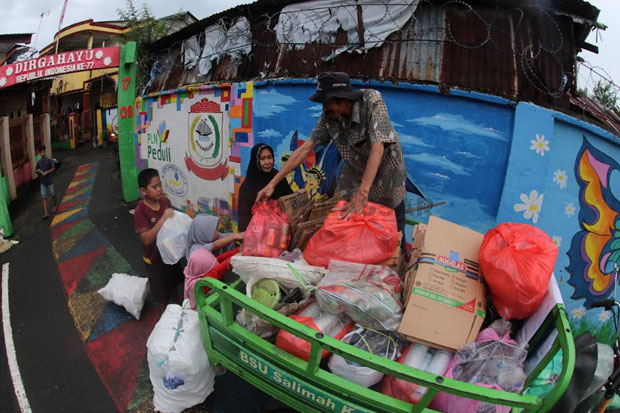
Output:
(1, 0), (618, 91)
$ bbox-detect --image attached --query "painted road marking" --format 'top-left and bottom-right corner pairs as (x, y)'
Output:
(2, 263), (32, 412)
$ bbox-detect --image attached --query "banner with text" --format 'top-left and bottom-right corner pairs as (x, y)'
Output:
(0, 46), (120, 90)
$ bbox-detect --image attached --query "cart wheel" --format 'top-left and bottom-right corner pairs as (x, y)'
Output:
(214, 364), (227, 376)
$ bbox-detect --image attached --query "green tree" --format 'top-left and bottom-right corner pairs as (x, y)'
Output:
(591, 79), (619, 112)
(115, 0), (169, 92)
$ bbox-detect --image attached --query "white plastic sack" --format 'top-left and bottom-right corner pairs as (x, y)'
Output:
(157, 211), (193, 264)
(328, 327), (400, 387)
(516, 274), (563, 374)
(98, 273), (149, 319)
(230, 255), (325, 296)
(147, 300), (215, 413)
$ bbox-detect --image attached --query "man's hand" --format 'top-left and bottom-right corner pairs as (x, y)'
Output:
(256, 183), (275, 203)
(339, 190), (368, 220)
(235, 231), (245, 241)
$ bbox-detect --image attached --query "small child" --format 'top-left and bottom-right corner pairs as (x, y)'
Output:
(133, 168), (184, 308)
(183, 214), (244, 307)
(183, 249), (218, 309)
(186, 214), (244, 258)
(35, 146), (57, 219)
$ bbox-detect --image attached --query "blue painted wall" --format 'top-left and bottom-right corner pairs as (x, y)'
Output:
(251, 81), (515, 233)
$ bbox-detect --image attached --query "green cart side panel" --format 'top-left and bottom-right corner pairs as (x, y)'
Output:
(196, 278), (575, 413)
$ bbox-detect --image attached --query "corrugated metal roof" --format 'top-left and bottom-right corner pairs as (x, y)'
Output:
(568, 92), (620, 136)
(144, 0), (600, 113)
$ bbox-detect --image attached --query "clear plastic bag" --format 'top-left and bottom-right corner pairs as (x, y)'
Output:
(156, 211), (193, 264)
(315, 260), (403, 331)
(382, 343), (452, 404)
(430, 320), (527, 413)
(328, 327), (403, 387)
(275, 301), (354, 362)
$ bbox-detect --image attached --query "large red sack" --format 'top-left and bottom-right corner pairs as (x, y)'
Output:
(479, 223), (558, 320)
(304, 201), (398, 268)
(242, 201), (290, 258)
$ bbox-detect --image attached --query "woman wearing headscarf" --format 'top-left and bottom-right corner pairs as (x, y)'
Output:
(238, 143), (293, 231)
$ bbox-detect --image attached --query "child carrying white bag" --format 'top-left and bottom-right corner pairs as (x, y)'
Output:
(147, 300), (215, 413)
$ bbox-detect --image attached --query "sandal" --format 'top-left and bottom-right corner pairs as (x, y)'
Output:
(42, 215), (49, 220)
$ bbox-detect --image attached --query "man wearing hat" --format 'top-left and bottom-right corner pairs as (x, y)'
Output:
(256, 71), (407, 233)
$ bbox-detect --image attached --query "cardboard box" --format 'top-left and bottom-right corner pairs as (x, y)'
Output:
(398, 216), (486, 351)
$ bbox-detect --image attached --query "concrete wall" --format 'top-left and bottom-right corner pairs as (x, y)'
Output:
(135, 79), (620, 343)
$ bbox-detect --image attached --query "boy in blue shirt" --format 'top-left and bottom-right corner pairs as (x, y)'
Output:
(35, 146), (57, 219)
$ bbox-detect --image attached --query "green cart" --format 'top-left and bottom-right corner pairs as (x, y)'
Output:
(195, 276), (575, 413)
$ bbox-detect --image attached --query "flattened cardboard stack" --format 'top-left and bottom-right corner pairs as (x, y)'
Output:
(398, 216), (487, 351)
(279, 191), (341, 251)
(377, 232), (403, 272)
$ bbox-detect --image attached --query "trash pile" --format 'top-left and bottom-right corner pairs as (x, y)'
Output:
(101, 194), (572, 412)
(225, 199), (566, 411)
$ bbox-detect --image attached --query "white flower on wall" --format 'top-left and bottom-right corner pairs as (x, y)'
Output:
(513, 190), (544, 224)
(565, 202), (576, 218)
(571, 306), (586, 320)
(530, 134), (550, 156)
(95, 50), (104, 59)
(599, 311), (611, 322)
(553, 169), (568, 189)
(6, 67), (13, 76)
(103, 57), (112, 66)
(552, 235), (562, 248)
(0, 77), (5, 87)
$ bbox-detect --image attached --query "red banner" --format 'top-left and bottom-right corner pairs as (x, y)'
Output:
(0, 46), (120, 90)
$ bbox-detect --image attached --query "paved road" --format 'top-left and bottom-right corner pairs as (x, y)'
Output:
(0, 143), (277, 412)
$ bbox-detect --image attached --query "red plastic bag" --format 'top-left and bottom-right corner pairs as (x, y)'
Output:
(242, 201), (290, 258)
(304, 201), (398, 268)
(479, 223), (558, 320)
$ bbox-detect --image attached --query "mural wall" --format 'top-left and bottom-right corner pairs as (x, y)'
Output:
(497, 103), (620, 343)
(135, 80), (620, 343)
(136, 84), (254, 231)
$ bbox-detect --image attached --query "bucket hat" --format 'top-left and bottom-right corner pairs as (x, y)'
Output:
(309, 72), (362, 103)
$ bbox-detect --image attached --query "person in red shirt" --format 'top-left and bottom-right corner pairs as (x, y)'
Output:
(133, 168), (183, 308)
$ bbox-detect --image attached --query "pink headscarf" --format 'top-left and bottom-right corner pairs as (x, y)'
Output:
(184, 248), (218, 309)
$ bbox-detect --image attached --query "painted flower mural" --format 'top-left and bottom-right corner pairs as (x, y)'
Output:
(530, 134), (550, 156)
(565, 203), (576, 217)
(571, 306), (586, 319)
(553, 169), (568, 189)
(599, 311), (611, 322)
(514, 190), (544, 223)
(552, 235), (562, 248)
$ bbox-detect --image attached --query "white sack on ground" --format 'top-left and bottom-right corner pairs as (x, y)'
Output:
(147, 301), (215, 413)
(98, 273), (149, 320)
